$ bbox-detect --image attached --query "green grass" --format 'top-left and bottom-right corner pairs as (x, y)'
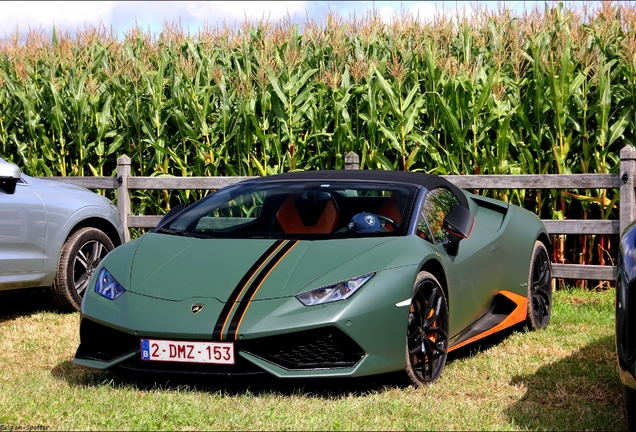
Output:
(0, 288), (626, 430)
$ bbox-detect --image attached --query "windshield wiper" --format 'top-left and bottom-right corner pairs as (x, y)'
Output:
(156, 227), (202, 238)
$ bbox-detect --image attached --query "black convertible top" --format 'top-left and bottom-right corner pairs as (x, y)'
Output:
(245, 170), (469, 208)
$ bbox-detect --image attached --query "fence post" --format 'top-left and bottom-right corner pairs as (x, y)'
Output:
(117, 155), (131, 242)
(345, 152), (359, 170)
(620, 145), (636, 236)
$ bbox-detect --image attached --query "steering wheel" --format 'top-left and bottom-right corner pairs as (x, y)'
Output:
(377, 214), (399, 231)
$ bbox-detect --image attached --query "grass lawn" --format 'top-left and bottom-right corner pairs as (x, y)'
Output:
(0, 287), (626, 430)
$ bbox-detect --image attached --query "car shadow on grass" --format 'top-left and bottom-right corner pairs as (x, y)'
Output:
(504, 334), (626, 430)
(51, 358), (411, 398)
(0, 289), (57, 323)
(445, 321), (531, 363)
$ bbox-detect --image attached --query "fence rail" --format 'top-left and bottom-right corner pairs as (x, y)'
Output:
(44, 146), (636, 282)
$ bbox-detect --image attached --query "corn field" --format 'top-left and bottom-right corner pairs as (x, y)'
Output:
(1, 2), (635, 278)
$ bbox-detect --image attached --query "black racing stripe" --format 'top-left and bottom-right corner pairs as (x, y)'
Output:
(213, 240), (285, 340)
(226, 240), (299, 340)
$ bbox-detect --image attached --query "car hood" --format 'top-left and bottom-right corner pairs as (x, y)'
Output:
(25, 174), (118, 211)
(25, 174), (96, 193)
(124, 233), (416, 302)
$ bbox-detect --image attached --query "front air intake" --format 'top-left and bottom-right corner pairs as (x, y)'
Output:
(76, 317), (139, 361)
(242, 327), (365, 370)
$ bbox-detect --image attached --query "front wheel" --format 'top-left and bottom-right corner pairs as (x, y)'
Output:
(526, 241), (552, 330)
(405, 271), (449, 387)
(51, 227), (114, 312)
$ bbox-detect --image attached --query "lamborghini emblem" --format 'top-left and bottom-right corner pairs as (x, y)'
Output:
(191, 303), (205, 314)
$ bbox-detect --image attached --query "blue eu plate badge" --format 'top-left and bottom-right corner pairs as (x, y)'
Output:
(141, 339), (151, 360)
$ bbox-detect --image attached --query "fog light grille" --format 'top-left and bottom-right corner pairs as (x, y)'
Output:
(243, 327), (365, 370)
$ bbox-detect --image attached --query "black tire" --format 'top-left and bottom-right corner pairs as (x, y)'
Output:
(405, 271), (449, 387)
(50, 227), (114, 312)
(526, 241), (552, 330)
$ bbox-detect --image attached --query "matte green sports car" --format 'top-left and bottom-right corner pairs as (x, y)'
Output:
(74, 170), (552, 386)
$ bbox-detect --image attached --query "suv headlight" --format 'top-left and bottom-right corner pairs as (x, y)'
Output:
(295, 273), (375, 306)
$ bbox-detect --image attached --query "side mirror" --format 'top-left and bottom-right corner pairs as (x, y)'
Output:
(0, 158), (21, 195)
(442, 204), (475, 255)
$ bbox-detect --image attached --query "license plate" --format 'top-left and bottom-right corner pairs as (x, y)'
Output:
(140, 339), (235, 364)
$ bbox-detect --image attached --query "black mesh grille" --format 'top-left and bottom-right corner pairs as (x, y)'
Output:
(242, 327), (365, 370)
(77, 317), (139, 361)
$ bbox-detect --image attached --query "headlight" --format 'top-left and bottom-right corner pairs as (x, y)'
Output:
(94, 267), (126, 300)
(295, 273), (375, 306)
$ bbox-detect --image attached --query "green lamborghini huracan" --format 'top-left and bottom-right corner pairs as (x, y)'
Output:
(74, 170), (552, 386)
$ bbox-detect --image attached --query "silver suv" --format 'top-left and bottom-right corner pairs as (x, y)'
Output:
(0, 157), (125, 311)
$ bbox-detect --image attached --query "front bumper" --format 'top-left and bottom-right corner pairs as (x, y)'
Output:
(74, 266), (416, 378)
(75, 319), (367, 377)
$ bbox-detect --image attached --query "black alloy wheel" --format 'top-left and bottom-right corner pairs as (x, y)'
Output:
(405, 271), (449, 387)
(526, 241), (552, 330)
(51, 227), (114, 312)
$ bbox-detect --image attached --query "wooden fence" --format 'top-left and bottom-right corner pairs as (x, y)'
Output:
(44, 146), (636, 282)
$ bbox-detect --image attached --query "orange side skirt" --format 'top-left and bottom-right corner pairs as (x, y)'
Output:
(448, 290), (528, 353)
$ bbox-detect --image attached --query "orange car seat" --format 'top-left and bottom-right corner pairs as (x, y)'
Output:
(276, 192), (340, 234)
(378, 194), (403, 231)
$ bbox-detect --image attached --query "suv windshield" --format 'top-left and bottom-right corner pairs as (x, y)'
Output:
(156, 181), (418, 239)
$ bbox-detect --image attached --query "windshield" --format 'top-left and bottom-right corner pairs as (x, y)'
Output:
(156, 181), (418, 239)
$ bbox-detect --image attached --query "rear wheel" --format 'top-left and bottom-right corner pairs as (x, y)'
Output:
(526, 241), (552, 330)
(405, 271), (449, 387)
(51, 227), (114, 312)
